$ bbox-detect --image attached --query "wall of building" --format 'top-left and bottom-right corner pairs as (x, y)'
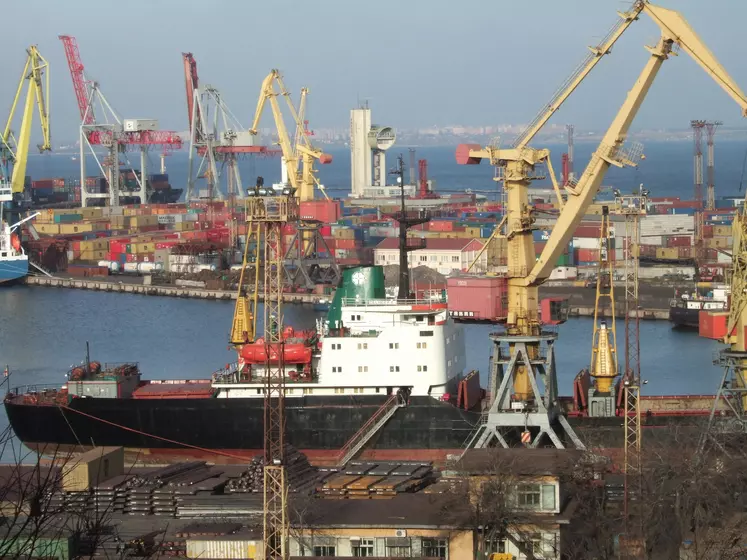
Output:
(350, 108), (371, 198)
(288, 527), (473, 558)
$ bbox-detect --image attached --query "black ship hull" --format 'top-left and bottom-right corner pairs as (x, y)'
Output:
(669, 305), (699, 328)
(5, 395), (482, 464)
(4, 393), (711, 464)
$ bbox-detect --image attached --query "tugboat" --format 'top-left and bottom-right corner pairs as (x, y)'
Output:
(669, 285), (729, 328)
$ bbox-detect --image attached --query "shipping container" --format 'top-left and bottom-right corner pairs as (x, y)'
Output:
(63, 446), (124, 491)
(299, 200), (341, 224)
(699, 310), (729, 340)
(655, 247), (679, 260)
(186, 538), (259, 559)
(665, 235), (692, 247)
(447, 275), (507, 322)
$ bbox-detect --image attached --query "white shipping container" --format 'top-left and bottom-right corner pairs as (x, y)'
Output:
(717, 250), (732, 264)
(157, 214), (183, 225)
(549, 266), (578, 280)
(185, 213), (199, 222)
(123, 118), (158, 132)
(572, 237), (600, 250)
(186, 539), (258, 559)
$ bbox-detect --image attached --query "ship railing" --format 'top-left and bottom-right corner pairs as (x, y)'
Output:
(341, 297), (447, 308)
(211, 362), (241, 383)
(7, 383), (64, 396)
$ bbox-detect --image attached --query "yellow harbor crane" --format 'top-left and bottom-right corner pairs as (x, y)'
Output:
(1, 46), (51, 195)
(590, 207), (618, 398)
(249, 70), (331, 203)
(460, 1), (747, 453)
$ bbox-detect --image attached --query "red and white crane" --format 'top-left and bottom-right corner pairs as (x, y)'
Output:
(59, 35), (183, 207)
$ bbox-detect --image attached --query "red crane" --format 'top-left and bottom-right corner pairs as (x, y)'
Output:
(59, 35), (182, 150)
(59, 35), (182, 206)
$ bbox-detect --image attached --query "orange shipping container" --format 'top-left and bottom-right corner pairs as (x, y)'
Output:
(699, 310), (728, 340)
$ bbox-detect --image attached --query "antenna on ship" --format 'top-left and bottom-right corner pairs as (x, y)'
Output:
(388, 154), (429, 302)
(85, 341), (91, 376)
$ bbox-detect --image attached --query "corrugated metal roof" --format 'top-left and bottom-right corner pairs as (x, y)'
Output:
(375, 238), (483, 251)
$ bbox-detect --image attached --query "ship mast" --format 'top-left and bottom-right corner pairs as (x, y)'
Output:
(388, 154), (429, 301)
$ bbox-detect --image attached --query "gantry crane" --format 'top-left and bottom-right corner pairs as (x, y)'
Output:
(1, 46), (51, 204)
(459, 1), (747, 452)
(59, 35), (182, 207)
(182, 53), (276, 204)
(701, 165), (747, 451)
(249, 70), (339, 289)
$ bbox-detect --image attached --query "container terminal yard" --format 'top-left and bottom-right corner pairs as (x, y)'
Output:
(3, 1), (747, 559)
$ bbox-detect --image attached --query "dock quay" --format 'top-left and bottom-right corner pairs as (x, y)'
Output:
(24, 275), (322, 304)
(24, 274), (671, 319)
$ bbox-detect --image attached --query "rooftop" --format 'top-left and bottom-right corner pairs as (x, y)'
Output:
(375, 238), (483, 251)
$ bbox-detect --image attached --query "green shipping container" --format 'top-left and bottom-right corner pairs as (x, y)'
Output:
(125, 244), (132, 253)
(556, 254), (570, 266)
(54, 213), (82, 223)
(0, 535), (75, 560)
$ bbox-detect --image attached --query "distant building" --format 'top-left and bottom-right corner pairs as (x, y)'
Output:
(374, 238), (487, 275)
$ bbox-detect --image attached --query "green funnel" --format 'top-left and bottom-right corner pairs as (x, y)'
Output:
(327, 266), (385, 330)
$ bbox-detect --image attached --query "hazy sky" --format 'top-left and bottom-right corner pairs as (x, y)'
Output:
(2, 0), (746, 141)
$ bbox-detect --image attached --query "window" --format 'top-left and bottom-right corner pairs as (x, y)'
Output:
(430, 255), (437, 262)
(389, 342), (399, 349)
(521, 534), (542, 557)
(452, 255), (459, 262)
(287, 389), (294, 395)
(332, 366), (342, 373)
(385, 537), (411, 557)
(350, 314), (361, 321)
(422, 539), (447, 558)
(417, 342), (428, 349)
(335, 388), (344, 394)
(354, 388), (364, 394)
(376, 388), (380, 393)
(314, 545), (336, 556)
(303, 388), (313, 395)
(389, 366), (400, 373)
(517, 483), (541, 508)
(357, 366), (368, 373)
(417, 365), (428, 372)
(420, 255), (427, 262)
(256, 388), (261, 395)
(331, 343), (341, 350)
(357, 342), (368, 350)
(420, 330), (434, 337)
(352, 538), (375, 557)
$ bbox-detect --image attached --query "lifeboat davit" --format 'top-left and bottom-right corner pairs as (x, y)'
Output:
(240, 342), (312, 365)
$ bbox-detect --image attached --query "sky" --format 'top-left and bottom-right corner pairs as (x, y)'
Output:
(2, 0), (746, 143)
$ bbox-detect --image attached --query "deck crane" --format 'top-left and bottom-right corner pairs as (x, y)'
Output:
(59, 35), (183, 207)
(458, 1), (747, 455)
(182, 53), (276, 204)
(1, 46), (51, 201)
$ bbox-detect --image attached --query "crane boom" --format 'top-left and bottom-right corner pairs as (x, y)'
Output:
(530, 3), (747, 286)
(512, 2), (644, 149)
(250, 70), (331, 202)
(1, 46), (51, 194)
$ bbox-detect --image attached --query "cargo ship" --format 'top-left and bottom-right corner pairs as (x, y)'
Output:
(4, 262), (725, 464)
(669, 285), (729, 328)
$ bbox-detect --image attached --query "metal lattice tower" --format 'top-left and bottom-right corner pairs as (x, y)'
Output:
(705, 120), (722, 211)
(246, 195), (298, 560)
(614, 189), (647, 545)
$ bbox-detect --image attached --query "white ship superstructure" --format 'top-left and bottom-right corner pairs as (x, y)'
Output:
(212, 297), (466, 399)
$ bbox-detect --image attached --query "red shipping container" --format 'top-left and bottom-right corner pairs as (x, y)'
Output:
(574, 225), (602, 238)
(575, 248), (599, 262)
(320, 225), (332, 237)
(666, 235), (692, 248)
(702, 225), (713, 238)
(699, 310), (728, 340)
(678, 246), (692, 258)
(335, 238), (360, 250)
(299, 200), (341, 224)
(429, 221), (454, 232)
(447, 275), (507, 322)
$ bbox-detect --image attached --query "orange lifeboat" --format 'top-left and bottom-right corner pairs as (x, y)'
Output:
(10, 234), (21, 252)
(240, 342), (312, 365)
